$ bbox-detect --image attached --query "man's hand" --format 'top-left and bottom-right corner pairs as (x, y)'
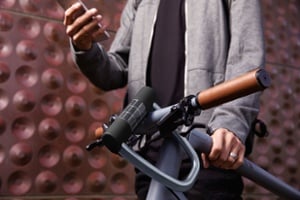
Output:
(63, 2), (108, 50)
(201, 128), (245, 170)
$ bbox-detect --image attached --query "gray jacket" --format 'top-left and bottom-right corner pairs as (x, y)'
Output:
(73, 0), (265, 143)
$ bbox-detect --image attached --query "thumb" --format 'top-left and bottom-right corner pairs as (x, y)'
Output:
(201, 153), (210, 168)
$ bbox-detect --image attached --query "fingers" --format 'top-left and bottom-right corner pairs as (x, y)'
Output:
(63, 3), (105, 50)
(201, 153), (210, 168)
(207, 128), (245, 170)
(64, 3), (84, 26)
(227, 144), (245, 169)
(66, 7), (99, 37)
(71, 16), (99, 50)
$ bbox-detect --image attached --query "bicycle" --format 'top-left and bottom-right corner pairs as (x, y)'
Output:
(87, 68), (300, 200)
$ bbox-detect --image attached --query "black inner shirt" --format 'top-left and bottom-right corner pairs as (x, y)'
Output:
(147, 0), (186, 107)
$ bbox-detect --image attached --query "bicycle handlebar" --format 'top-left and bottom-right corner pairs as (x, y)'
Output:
(137, 68), (271, 133)
(188, 129), (300, 200)
(196, 68), (270, 109)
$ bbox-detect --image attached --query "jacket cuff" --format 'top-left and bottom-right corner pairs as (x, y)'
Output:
(71, 42), (100, 60)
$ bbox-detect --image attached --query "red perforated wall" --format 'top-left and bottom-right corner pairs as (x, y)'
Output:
(0, 1), (299, 200)
(0, 0), (135, 199)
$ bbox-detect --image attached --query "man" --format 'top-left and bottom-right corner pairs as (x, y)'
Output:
(63, 0), (265, 199)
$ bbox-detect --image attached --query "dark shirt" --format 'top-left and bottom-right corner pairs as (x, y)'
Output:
(147, 0), (186, 107)
(136, 2), (244, 199)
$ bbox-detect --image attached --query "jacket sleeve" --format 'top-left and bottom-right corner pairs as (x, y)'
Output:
(207, 0), (265, 143)
(71, 0), (139, 91)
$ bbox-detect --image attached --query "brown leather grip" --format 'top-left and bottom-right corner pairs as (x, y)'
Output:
(197, 68), (271, 109)
(95, 126), (104, 138)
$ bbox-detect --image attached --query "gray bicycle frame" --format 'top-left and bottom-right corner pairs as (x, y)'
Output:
(119, 124), (300, 200)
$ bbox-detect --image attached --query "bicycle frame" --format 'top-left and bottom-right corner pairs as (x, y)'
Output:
(141, 125), (300, 199)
